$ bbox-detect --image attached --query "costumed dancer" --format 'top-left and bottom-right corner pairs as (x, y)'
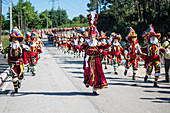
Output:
(78, 35), (85, 57)
(77, 12), (108, 95)
(67, 34), (72, 54)
(142, 25), (165, 87)
(141, 25), (153, 80)
(61, 34), (68, 54)
(0, 27), (30, 93)
(99, 31), (108, 69)
(124, 27), (145, 80)
(26, 31), (42, 76)
(58, 35), (62, 50)
(37, 34), (43, 60)
(108, 32), (123, 75)
(72, 33), (79, 58)
(25, 32), (32, 72)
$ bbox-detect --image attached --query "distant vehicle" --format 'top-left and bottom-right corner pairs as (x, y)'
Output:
(48, 34), (54, 43)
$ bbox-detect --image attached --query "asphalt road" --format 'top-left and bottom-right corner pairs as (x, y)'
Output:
(0, 37), (169, 113)
(0, 54), (8, 75)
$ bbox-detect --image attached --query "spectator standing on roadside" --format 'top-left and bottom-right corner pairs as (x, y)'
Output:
(162, 32), (170, 82)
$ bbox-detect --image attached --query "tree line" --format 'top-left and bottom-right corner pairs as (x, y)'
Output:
(2, 0), (88, 31)
(87, 0), (170, 42)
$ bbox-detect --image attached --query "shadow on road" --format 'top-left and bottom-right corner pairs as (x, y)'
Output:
(62, 67), (83, 69)
(68, 71), (84, 74)
(108, 82), (170, 89)
(10, 91), (96, 97)
(140, 97), (170, 103)
(0, 64), (8, 74)
(144, 90), (170, 94)
(59, 60), (83, 65)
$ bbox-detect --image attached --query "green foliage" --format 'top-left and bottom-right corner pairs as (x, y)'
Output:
(47, 8), (70, 27)
(88, 0), (170, 42)
(2, 36), (10, 48)
(72, 14), (87, 24)
(58, 23), (89, 28)
(1, 0), (89, 31)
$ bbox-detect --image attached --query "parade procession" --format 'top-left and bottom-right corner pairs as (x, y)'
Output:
(0, 0), (170, 113)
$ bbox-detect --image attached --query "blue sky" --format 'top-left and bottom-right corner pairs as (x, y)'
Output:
(2, 0), (89, 20)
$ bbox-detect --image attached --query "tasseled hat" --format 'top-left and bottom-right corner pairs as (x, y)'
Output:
(30, 30), (38, 42)
(142, 24), (161, 39)
(126, 27), (137, 41)
(9, 26), (24, 42)
(99, 31), (106, 41)
(25, 32), (31, 42)
(83, 31), (89, 39)
(111, 32), (122, 42)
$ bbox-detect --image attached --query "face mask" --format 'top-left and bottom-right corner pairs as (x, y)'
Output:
(11, 41), (20, 49)
(150, 37), (158, 44)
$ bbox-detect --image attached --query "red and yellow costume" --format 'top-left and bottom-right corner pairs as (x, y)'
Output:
(99, 31), (109, 69)
(71, 34), (79, 58)
(142, 25), (165, 87)
(61, 35), (68, 53)
(0, 27), (30, 93)
(26, 31), (42, 76)
(108, 33), (123, 74)
(124, 27), (143, 80)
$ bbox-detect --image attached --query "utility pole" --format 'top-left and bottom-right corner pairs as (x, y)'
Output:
(0, 0), (2, 44)
(47, 15), (48, 29)
(21, 9), (22, 32)
(18, 12), (20, 29)
(24, 14), (26, 38)
(49, 0), (58, 28)
(10, 0), (13, 32)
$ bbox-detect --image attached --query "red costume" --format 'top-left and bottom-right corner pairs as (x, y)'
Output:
(108, 32), (123, 74)
(77, 12), (108, 95)
(124, 27), (143, 80)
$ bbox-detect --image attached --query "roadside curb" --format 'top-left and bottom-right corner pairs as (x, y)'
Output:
(0, 67), (10, 87)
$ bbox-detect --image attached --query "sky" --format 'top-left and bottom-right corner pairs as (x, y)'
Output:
(2, 0), (90, 20)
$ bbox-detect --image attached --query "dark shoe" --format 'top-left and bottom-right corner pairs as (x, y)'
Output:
(114, 72), (118, 75)
(124, 70), (127, 76)
(144, 76), (148, 82)
(14, 88), (18, 93)
(132, 76), (135, 80)
(105, 66), (107, 69)
(32, 73), (36, 76)
(27, 67), (29, 72)
(93, 91), (99, 95)
(18, 82), (21, 88)
(86, 85), (89, 88)
(153, 82), (159, 87)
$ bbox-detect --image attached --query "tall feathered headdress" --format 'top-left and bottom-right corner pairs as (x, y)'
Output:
(87, 12), (99, 37)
